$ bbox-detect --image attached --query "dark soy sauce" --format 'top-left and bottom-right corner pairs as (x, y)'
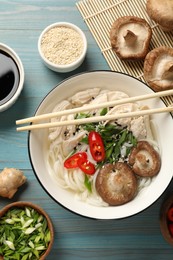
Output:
(0, 50), (20, 106)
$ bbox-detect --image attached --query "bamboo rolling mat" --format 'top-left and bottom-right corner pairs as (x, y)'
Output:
(76, 0), (173, 106)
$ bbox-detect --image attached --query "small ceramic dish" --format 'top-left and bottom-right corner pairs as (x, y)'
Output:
(38, 22), (87, 73)
(160, 194), (173, 246)
(0, 201), (54, 259)
(0, 43), (24, 112)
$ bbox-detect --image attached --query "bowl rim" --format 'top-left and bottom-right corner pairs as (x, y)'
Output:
(28, 70), (173, 220)
(0, 201), (54, 259)
(38, 22), (87, 70)
(0, 43), (25, 112)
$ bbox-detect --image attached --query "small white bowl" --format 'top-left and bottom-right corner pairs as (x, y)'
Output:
(0, 43), (24, 112)
(38, 22), (87, 73)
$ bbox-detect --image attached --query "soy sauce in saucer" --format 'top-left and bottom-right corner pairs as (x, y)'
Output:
(0, 50), (20, 106)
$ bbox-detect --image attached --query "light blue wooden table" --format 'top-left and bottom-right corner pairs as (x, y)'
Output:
(0, 1), (173, 259)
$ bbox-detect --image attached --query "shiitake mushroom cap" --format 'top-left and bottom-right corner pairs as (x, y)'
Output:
(128, 141), (161, 177)
(110, 16), (152, 60)
(96, 162), (137, 206)
(144, 46), (173, 91)
(146, 0), (173, 32)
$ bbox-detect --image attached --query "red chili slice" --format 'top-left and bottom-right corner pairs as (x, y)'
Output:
(64, 152), (87, 169)
(77, 158), (96, 175)
(167, 207), (173, 222)
(168, 223), (173, 237)
(88, 131), (105, 162)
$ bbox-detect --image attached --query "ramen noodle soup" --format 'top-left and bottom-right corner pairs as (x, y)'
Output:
(47, 88), (160, 207)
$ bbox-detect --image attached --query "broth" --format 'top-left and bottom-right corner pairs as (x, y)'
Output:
(0, 50), (20, 106)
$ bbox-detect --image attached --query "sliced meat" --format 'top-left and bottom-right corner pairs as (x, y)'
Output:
(61, 131), (87, 157)
(69, 88), (100, 106)
(130, 116), (147, 140)
(48, 100), (72, 141)
(104, 103), (139, 127)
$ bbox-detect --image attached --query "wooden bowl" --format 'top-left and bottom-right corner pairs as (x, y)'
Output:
(0, 201), (54, 259)
(160, 194), (173, 246)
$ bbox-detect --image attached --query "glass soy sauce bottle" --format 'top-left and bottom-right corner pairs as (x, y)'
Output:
(0, 50), (20, 106)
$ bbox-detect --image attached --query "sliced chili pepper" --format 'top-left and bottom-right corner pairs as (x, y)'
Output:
(167, 207), (173, 222)
(77, 158), (96, 175)
(88, 131), (105, 162)
(168, 223), (173, 237)
(64, 152), (87, 169)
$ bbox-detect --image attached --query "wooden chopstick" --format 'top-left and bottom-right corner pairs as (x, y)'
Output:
(16, 89), (173, 125)
(16, 105), (173, 132)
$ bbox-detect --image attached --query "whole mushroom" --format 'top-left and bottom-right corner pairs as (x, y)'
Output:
(146, 0), (173, 32)
(110, 16), (152, 60)
(144, 46), (173, 91)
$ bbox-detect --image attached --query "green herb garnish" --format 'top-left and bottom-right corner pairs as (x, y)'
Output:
(80, 136), (88, 144)
(100, 107), (108, 116)
(76, 112), (137, 166)
(75, 112), (90, 119)
(84, 175), (92, 192)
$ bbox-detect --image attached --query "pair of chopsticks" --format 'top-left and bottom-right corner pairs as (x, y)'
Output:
(16, 89), (173, 132)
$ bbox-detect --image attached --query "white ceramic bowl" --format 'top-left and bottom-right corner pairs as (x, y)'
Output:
(28, 71), (173, 219)
(0, 43), (24, 112)
(38, 22), (87, 73)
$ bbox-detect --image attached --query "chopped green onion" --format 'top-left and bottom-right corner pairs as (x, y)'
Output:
(100, 107), (108, 116)
(80, 136), (88, 144)
(28, 241), (34, 249)
(5, 219), (15, 225)
(5, 240), (15, 250)
(24, 227), (36, 235)
(84, 175), (92, 192)
(22, 219), (34, 229)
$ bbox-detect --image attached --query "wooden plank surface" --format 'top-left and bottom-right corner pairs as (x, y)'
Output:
(0, 1), (173, 259)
